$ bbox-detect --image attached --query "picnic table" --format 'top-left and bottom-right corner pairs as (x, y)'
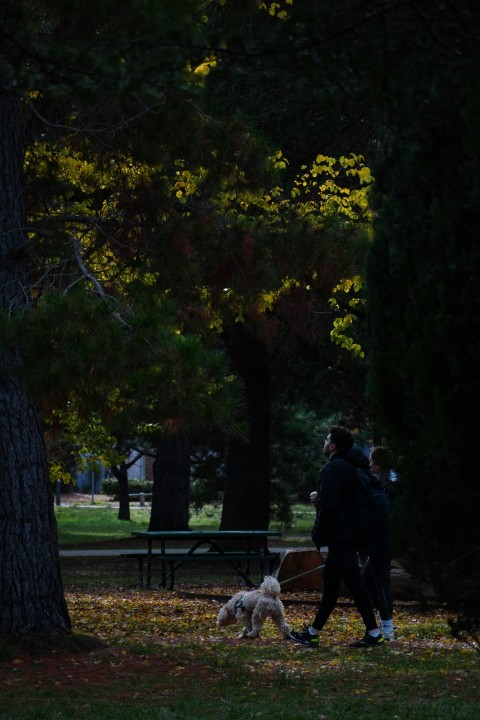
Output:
(123, 529), (282, 589)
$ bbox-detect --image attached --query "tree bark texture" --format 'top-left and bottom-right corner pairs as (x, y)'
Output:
(111, 463), (130, 521)
(0, 93), (71, 636)
(149, 432), (190, 530)
(220, 324), (271, 532)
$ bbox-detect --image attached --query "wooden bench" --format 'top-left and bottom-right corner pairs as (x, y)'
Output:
(120, 550), (279, 589)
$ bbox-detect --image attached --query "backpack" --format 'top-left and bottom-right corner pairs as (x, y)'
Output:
(339, 460), (390, 542)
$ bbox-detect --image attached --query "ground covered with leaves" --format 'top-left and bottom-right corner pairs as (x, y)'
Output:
(1, 558), (479, 720)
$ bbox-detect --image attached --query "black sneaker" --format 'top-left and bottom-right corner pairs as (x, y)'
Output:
(349, 633), (385, 648)
(289, 629), (319, 647)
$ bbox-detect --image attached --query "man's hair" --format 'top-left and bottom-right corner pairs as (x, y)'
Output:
(329, 425), (354, 455)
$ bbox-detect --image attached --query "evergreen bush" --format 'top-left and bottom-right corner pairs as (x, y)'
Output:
(101, 478), (153, 498)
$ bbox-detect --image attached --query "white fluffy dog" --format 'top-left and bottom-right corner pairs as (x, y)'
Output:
(216, 576), (291, 639)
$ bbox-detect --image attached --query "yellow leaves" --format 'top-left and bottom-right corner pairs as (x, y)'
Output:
(257, 277), (300, 314)
(333, 275), (363, 294)
(174, 164), (207, 201)
(310, 154), (336, 175)
(49, 461), (73, 485)
(292, 153), (373, 222)
(357, 166), (373, 185)
(259, 1), (292, 19)
(193, 57), (218, 77)
(329, 275), (365, 358)
(190, 56), (218, 85)
(270, 149), (288, 170)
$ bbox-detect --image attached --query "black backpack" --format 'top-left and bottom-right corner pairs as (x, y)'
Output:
(338, 460), (390, 541)
(355, 467), (390, 537)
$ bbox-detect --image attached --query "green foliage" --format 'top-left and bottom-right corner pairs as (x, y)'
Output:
(189, 446), (227, 510)
(2, 281), (245, 443)
(270, 403), (325, 500)
(4, 0), (376, 451)
(269, 479), (294, 529)
(47, 410), (125, 481)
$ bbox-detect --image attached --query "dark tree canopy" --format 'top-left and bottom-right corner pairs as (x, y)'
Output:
(2, 0), (479, 640)
(364, 3), (480, 621)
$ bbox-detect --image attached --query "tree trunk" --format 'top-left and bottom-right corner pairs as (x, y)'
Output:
(110, 463), (130, 521)
(220, 324), (271, 532)
(149, 431), (190, 530)
(0, 93), (71, 636)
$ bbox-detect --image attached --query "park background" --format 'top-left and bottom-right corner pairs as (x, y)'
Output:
(1, 1), (479, 718)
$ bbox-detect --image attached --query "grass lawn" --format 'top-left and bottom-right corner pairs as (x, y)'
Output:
(1, 576), (478, 720)
(1, 497), (477, 720)
(54, 498), (317, 547)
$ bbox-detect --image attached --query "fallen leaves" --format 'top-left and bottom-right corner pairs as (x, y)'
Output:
(0, 583), (475, 709)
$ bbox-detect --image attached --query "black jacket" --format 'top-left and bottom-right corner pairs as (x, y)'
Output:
(311, 452), (358, 548)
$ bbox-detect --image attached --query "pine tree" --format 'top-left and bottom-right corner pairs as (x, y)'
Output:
(0, 0), (227, 638)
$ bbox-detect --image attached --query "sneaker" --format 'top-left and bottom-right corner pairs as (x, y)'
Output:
(382, 629), (395, 642)
(349, 633), (385, 648)
(289, 628), (319, 647)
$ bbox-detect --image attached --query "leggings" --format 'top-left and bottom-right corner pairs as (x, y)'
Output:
(361, 555), (393, 621)
(312, 543), (377, 632)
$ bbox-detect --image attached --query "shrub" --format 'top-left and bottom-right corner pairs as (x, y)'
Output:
(101, 477), (154, 498)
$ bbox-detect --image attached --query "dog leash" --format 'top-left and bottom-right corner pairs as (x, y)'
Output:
(278, 563), (325, 587)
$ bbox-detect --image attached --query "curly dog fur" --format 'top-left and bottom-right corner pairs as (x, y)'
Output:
(216, 576), (291, 639)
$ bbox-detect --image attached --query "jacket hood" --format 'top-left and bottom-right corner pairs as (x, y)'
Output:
(343, 445), (370, 470)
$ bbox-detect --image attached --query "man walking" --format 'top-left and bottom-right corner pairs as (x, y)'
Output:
(289, 425), (384, 648)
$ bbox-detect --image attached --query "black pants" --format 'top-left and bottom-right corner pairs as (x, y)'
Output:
(312, 543), (377, 632)
(361, 555), (393, 621)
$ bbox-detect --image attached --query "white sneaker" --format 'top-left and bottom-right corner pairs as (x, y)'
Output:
(382, 628), (395, 641)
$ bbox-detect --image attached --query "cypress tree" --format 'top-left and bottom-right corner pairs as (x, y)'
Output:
(366, 16), (480, 626)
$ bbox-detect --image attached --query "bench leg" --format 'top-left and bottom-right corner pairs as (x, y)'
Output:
(169, 561), (176, 590)
(146, 554), (153, 589)
(138, 556), (145, 587)
(227, 560), (255, 587)
(160, 559), (168, 588)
